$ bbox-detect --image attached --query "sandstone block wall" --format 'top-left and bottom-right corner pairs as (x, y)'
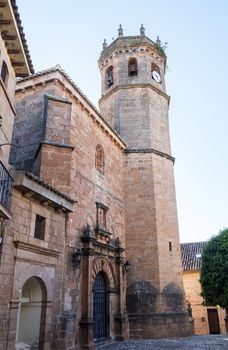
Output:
(14, 71), (126, 248)
(98, 35), (191, 339)
(10, 87), (55, 171)
(0, 187), (67, 349)
(11, 70), (127, 347)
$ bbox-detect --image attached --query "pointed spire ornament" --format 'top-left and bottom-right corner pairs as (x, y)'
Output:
(102, 39), (107, 50)
(156, 36), (161, 45)
(118, 24), (123, 37)
(140, 24), (145, 36)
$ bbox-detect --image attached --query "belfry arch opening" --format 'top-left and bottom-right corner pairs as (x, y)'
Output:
(17, 277), (47, 349)
(128, 57), (138, 77)
(105, 66), (113, 89)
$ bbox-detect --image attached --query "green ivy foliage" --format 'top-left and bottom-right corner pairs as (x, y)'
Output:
(200, 228), (228, 309)
(154, 42), (168, 57)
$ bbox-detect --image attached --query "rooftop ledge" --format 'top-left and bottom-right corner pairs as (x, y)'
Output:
(0, 203), (13, 220)
(99, 35), (166, 61)
(13, 171), (75, 213)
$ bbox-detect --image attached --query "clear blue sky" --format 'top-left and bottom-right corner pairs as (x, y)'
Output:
(17, 0), (228, 243)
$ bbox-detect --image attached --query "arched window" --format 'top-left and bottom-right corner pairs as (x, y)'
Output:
(128, 57), (138, 77)
(95, 144), (105, 174)
(105, 66), (113, 89)
(1, 61), (9, 86)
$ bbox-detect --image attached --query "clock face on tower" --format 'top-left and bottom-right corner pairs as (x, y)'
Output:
(152, 70), (161, 83)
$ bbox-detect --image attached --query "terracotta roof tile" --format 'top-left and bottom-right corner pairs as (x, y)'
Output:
(25, 172), (75, 204)
(11, 0), (34, 73)
(180, 241), (208, 272)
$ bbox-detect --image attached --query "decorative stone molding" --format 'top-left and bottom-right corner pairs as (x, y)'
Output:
(125, 147), (175, 163)
(92, 257), (116, 289)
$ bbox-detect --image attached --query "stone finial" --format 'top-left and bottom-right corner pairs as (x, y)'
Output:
(102, 39), (107, 50)
(140, 24), (145, 36)
(118, 24), (123, 37)
(156, 36), (161, 45)
(83, 224), (92, 237)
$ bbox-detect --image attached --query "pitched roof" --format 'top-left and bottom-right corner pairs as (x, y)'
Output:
(0, 1), (34, 76)
(11, 0), (34, 73)
(17, 66), (100, 115)
(16, 66), (126, 148)
(180, 241), (208, 272)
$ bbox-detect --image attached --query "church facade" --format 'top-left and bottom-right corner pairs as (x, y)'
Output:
(0, 3), (192, 349)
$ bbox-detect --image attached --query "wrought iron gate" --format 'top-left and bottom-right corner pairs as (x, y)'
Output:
(93, 272), (107, 340)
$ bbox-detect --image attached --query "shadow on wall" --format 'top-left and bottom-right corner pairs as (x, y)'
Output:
(126, 281), (185, 314)
(126, 281), (157, 313)
(162, 282), (185, 311)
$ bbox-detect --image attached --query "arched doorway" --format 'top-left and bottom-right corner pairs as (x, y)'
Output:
(93, 272), (108, 341)
(17, 277), (46, 349)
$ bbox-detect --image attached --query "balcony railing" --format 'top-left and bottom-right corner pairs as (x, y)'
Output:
(0, 161), (13, 212)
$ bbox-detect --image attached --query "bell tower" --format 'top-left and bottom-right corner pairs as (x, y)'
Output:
(99, 26), (191, 339)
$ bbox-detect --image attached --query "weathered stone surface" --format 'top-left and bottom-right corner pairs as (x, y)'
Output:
(99, 35), (191, 338)
(0, 30), (194, 350)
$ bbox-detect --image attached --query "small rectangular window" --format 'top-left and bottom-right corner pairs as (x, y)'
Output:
(169, 241), (172, 252)
(34, 214), (45, 240)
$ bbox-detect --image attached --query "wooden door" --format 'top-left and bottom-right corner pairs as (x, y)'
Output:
(207, 308), (220, 334)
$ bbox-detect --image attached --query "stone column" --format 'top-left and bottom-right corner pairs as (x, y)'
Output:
(114, 243), (128, 341)
(7, 299), (20, 350)
(79, 241), (95, 350)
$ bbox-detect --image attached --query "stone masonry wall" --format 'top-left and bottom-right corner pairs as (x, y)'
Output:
(10, 87), (56, 171)
(14, 71), (126, 347)
(0, 186), (67, 349)
(100, 86), (171, 154)
(99, 36), (190, 339)
(54, 79), (126, 344)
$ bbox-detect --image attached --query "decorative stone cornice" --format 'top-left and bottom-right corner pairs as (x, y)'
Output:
(99, 83), (170, 104)
(14, 240), (59, 257)
(41, 141), (75, 150)
(125, 148), (175, 163)
(99, 35), (165, 62)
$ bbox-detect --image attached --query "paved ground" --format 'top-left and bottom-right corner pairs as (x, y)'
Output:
(98, 335), (228, 349)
